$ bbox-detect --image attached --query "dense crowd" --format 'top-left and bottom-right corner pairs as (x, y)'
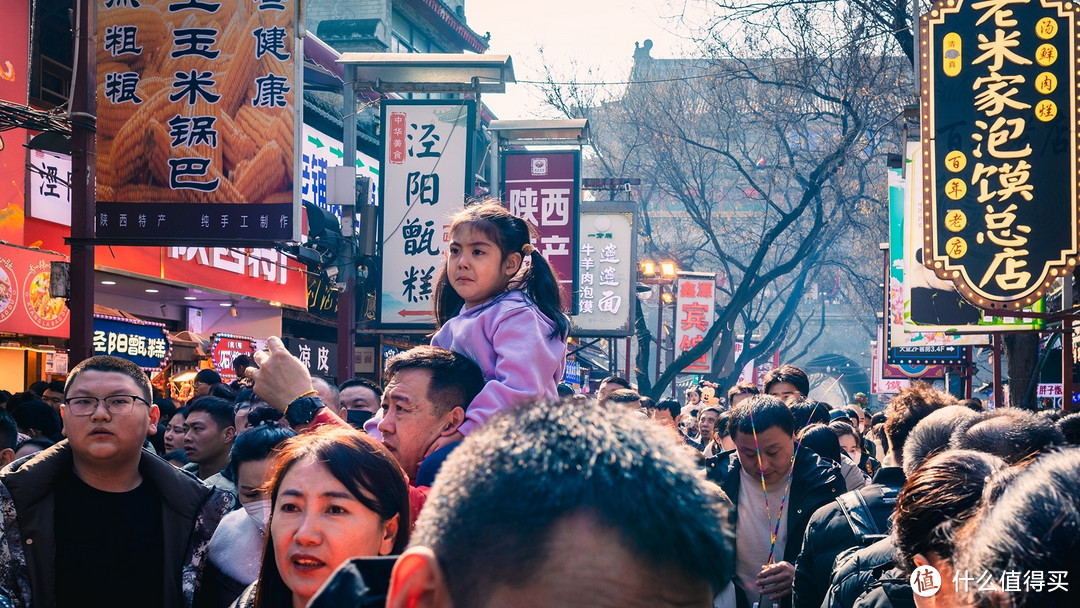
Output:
(0, 200), (1076, 607)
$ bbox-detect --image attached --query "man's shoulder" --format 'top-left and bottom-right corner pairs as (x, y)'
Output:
(704, 450), (739, 485)
(0, 441), (72, 506)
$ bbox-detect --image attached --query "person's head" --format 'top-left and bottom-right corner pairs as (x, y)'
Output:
(893, 450), (1004, 576)
(232, 354), (253, 379)
(310, 377), (339, 411)
(209, 382), (237, 402)
(14, 437), (54, 460)
(853, 392), (868, 406)
(233, 387), (270, 432)
(728, 394), (796, 485)
(162, 448), (188, 467)
(163, 407), (188, 453)
(0, 409), (17, 467)
(698, 407), (722, 440)
(1058, 412), (1080, 446)
(42, 380), (65, 413)
(789, 397), (830, 431)
(883, 382), (954, 463)
(184, 396), (237, 472)
(649, 398), (681, 430)
(901, 405), (980, 475)
(950, 408), (1065, 464)
(956, 447), (1080, 608)
(601, 388), (641, 411)
(685, 386), (702, 405)
(797, 423), (842, 465)
(338, 378), (383, 428)
(846, 402), (871, 433)
(256, 427), (409, 608)
(61, 356), (159, 468)
(192, 368), (222, 398)
(27, 380), (49, 397)
(957, 398), (984, 412)
(434, 201), (568, 340)
(388, 398), (734, 608)
(377, 346), (484, 481)
(224, 419), (296, 510)
(828, 408), (854, 426)
(726, 381), (759, 408)
(762, 364), (810, 401)
(556, 382), (575, 398)
(895, 450), (1005, 608)
(11, 399), (62, 441)
(596, 375), (632, 402)
(828, 421), (863, 462)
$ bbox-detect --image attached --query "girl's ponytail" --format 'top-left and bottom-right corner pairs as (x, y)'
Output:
(520, 243), (570, 341)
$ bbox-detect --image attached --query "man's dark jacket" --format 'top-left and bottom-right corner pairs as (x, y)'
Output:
(0, 441), (230, 608)
(705, 448), (845, 608)
(793, 466), (906, 608)
(822, 536), (915, 608)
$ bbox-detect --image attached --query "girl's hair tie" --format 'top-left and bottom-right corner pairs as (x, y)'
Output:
(521, 243), (536, 255)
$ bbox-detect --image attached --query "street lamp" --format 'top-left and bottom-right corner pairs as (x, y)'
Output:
(638, 259), (679, 382)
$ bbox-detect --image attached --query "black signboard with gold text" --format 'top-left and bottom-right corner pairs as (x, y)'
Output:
(920, 0), (1080, 309)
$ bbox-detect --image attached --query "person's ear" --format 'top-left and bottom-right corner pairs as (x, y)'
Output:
(503, 251), (523, 276)
(387, 547), (453, 608)
(441, 407), (465, 436)
(224, 423), (236, 443)
(148, 404), (161, 431)
(912, 553), (931, 569)
(0, 448), (14, 468)
(378, 514), (400, 556)
(339, 406), (348, 420)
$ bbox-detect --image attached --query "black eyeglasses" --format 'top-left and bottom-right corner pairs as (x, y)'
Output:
(64, 395), (150, 416)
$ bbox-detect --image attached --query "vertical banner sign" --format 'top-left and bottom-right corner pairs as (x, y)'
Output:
(378, 100), (475, 327)
(673, 272), (716, 373)
(873, 328), (911, 395)
(569, 203), (635, 336)
(503, 151), (580, 313)
(95, 0), (300, 243)
(0, 0), (29, 245)
(28, 150), (72, 226)
(921, 0), (1080, 309)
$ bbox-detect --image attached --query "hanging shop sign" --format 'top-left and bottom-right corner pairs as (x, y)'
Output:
(210, 333), (256, 379)
(503, 151), (580, 312)
(301, 123), (380, 218)
(921, 0), (1080, 308)
(569, 202), (636, 336)
(673, 272), (716, 373)
(28, 149), (72, 226)
(0, 244), (69, 338)
(890, 149), (1039, 348)
(95, 0), (300, 243)
(284, 337), (337, 380)
(378, 100), (475, 327)
(93, 314), (171, 370)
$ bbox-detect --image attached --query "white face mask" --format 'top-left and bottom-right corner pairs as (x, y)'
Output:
(242, 499), (272, 533)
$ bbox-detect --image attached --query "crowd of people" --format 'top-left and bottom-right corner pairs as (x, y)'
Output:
(0, 201), (1076, 608)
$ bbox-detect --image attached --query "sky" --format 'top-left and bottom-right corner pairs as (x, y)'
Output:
(462, 0), (710, 120)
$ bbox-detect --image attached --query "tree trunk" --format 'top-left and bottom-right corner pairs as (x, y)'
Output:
(1003, 332), (1040, 410)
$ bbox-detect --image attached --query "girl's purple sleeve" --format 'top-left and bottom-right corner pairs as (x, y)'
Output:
(457, 309), (566, 437)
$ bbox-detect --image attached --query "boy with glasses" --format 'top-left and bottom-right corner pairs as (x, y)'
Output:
(0, 356), (229, 608)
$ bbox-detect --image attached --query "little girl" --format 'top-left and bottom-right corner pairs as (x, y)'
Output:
(366, 201), (569, 447)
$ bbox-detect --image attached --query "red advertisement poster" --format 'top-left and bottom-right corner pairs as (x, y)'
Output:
(0, 244), (70, 337)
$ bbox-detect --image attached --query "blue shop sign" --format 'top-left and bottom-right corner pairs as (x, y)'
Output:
(93, 316), (170, 370)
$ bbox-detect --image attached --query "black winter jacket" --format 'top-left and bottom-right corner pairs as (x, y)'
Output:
(793, 467), (906, 608)
(705, 448), (845, 608)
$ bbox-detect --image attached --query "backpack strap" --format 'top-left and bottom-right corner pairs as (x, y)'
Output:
(836, 490), (883, 545)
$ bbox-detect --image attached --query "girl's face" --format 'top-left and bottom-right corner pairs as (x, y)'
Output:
(838, 434), (862, 462)
(164, 413), (186, 452)
(447, 225), (520, 309)
(271, 457), (398, 607)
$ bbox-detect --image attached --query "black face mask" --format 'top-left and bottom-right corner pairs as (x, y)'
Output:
(345, 409), (374, 428)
